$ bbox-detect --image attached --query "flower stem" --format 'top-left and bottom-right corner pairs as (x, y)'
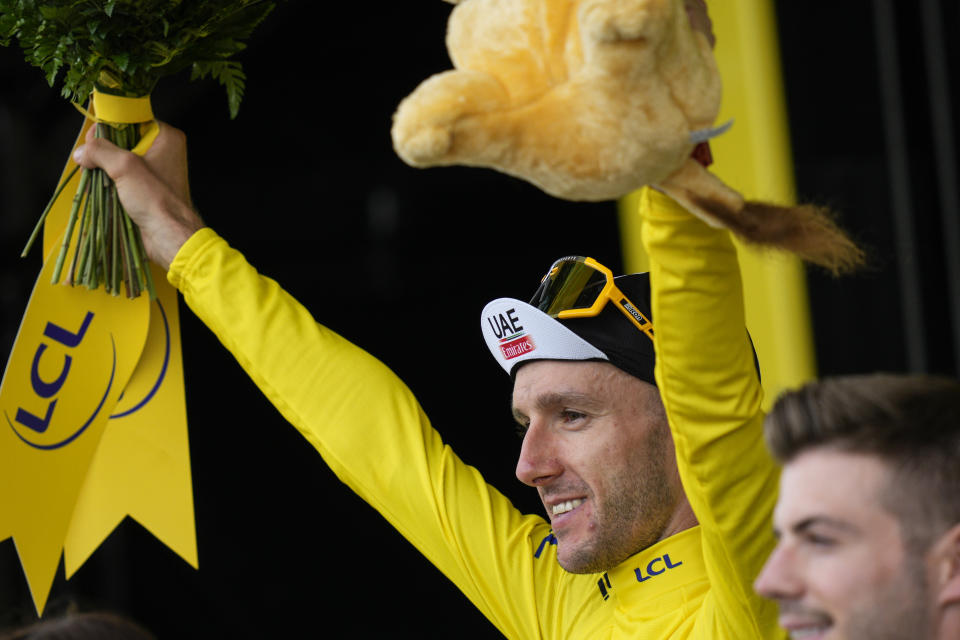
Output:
(21, 165), (80, 258)
(122, 207), (144, 299)
(51, 168), (90, 285)
(110, 188), (120, 295)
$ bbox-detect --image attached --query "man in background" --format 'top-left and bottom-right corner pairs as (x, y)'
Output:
(755, 373), (960, 639)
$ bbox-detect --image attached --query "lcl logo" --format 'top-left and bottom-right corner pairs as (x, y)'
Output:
(5, 310), (117, 450)
(634, 554), (683, 583)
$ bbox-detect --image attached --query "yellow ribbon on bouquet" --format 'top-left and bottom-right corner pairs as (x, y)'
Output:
(0, 90), (196, 615)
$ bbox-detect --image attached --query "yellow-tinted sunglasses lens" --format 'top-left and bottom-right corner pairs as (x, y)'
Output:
(530, 257), (609, 317)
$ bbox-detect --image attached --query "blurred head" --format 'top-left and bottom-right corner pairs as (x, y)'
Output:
(755, 373), (960, 640)
(482, 258), (697, 572)
(0, 611), (155, 640)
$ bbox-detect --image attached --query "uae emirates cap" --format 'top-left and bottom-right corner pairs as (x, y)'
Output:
(481, 272), (658, 386)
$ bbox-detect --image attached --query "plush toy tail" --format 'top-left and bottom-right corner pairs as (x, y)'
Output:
(657, 159), (865, 275)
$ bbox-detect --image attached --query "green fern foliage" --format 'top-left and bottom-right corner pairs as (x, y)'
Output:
(0, 0), (275, 118)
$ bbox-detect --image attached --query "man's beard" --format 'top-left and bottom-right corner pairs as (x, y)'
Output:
(558, 426), (677, 574)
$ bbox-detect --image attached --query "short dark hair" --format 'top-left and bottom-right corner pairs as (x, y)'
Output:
(765, 373), (960, 548)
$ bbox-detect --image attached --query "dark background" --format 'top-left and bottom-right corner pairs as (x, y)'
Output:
(1, 1), (958, 637)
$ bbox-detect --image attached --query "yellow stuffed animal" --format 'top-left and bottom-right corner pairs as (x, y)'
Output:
(392, 0), (862, 273)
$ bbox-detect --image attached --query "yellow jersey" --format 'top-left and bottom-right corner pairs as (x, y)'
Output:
(167, 188), (782, 638)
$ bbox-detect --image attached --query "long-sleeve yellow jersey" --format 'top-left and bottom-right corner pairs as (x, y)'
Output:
(167, 188), (783, 639)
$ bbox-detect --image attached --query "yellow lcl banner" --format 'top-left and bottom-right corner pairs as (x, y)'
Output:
(0, 91), (197, 615)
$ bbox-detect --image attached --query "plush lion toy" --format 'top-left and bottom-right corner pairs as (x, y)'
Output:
(392, 0), (862, 273)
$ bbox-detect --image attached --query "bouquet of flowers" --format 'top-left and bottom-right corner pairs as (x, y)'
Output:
(1, 0), (275, 297)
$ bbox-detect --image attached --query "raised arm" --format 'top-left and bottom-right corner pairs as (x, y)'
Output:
(74, 125), (575, 640)
(640, 187), (782, 638)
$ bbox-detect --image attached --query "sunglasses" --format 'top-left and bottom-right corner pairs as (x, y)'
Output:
(529, 256), (654, 341)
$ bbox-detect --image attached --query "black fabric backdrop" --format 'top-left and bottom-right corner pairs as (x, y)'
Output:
(1, 2), (957, 636)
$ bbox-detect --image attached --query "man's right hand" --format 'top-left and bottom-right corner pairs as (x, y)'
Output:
(73, 122), (205, 272)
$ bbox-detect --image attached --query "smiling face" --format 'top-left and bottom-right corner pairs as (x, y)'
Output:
(754, 449), (933, 640)
(512, 360), (693, 573)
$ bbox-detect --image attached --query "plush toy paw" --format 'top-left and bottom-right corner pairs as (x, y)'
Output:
(392, 70), (509, 166)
